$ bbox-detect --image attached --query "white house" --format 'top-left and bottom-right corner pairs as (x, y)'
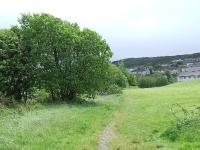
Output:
(177, 67), (200, 82)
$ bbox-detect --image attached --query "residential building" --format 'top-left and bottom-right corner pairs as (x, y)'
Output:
(177, 67), (200, 82)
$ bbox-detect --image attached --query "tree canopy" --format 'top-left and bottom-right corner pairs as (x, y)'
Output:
(0, 13), (113, 102)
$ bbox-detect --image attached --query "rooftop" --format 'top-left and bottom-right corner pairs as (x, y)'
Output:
(179, 67), (200, 77)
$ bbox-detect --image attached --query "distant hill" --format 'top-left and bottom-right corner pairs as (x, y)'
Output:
(113, 52), (200, 68)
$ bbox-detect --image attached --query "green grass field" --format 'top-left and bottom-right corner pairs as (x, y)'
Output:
(110, 80), (200, 150)
(0, 97), (122, 150)
(1, 80), (200, 150)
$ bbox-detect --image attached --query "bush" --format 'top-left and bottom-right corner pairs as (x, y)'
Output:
(98, 64), (128, 95)
(99, 84), (122, 95)
(155, 76), (168, 87)
(32, 89), (50, 103)
(126, 72), (137, 86)
(0, 93), (16, 107)
(138, 76), (156, 88)
(118, 62), (137, 86)
(161, 104), (200, 142)
(108, 64), (128, 88)
(138, 75), (168, 88)
(115, 72), (128, 88)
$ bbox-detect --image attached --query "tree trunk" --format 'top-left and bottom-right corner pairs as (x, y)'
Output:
(68, 90), (76, 101)
(61, 90), (76, 102)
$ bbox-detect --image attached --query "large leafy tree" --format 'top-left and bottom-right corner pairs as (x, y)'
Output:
(0, 28), (34, 102)
(18, 13), (112, 101)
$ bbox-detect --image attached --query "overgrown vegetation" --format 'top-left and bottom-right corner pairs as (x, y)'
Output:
(138, 75), (169, 88)
(99, 63), (136, 95)
(137, 70), (175, 88)
(162, 103), (200, 142)
(118, 62), (137, 86)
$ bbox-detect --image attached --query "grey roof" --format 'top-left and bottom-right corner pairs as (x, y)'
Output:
(179, 67), (200, 77)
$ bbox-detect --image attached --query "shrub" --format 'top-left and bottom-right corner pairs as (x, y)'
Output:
(108, 64), (128, 88)
(118, 62), (137, 86)
(98, 64), (129, 95)
(162, 104), (200, 142)
(155, 76), (168, 87)
(126, 72), (137, 86)
(32, 88), (50, 103)
(138, 76), (156, 88)
(114, 72), (128, 88)
(99, 84), (122, 95)
(0, 93), (16, 107)
(138, 75), (168, 88)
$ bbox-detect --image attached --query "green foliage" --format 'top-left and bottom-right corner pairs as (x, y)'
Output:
(165, 70), (172, 81)
(32, 88), (49, 103)
(100, 84), (122, 95)
(162, 104), (200, 142)
(99, 64), (131, 95)
(138, 76), (156, 88)
(126, 73), (137, 86)
(118, 62), (137, 86)
(164, 70), (176, 83)
(1, 13), (113, 102)
(155, 76), (169, 86)
(138, 75), (168, 88)
(0, 28), (35, 102)
(109, 64), (128, 88)
(19, 13), (112, 101)
(152, 63), (162, 71)
(99, 64), (128, 95)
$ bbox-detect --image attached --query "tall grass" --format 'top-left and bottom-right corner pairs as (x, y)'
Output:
(0, 95), (122, 150)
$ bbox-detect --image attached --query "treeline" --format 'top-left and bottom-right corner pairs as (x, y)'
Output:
(113, 53), (200, 68)
(138, 71), (175, 88)
(0, 13), (136, 105)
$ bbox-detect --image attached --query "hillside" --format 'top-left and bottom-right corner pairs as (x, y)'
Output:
(113, 52), (200, 68)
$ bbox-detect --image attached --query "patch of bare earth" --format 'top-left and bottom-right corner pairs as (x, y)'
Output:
(98, 123), (114, 150)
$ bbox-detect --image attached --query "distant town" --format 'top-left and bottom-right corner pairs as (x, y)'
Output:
(114, 52), (200, 82)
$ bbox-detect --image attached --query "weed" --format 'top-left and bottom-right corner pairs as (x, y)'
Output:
(162, 103), (200, 142)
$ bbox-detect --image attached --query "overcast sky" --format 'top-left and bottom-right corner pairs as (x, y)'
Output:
(1, 0), (200, 60)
